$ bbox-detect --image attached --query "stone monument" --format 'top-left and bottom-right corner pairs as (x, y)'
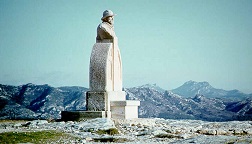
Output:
(61, 10), (140, 121)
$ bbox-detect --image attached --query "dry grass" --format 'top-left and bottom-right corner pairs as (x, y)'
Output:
(0, 130), (79, 144)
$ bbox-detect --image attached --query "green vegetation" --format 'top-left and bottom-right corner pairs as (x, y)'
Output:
(0, 130), (79, 144)
(95, 128), (119, 135)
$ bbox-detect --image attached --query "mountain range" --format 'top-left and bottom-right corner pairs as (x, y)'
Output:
(0, 81), (251, 121)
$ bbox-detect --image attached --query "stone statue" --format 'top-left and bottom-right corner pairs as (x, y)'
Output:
(96, 10), (116, 42)
(62, 9), (140, 120)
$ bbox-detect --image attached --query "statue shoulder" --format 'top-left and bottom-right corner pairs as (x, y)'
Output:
(99, 22), (112, 30)
(97, 22), (115, 40)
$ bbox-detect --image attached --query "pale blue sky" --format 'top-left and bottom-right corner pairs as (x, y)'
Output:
(0, 0), (252, 93)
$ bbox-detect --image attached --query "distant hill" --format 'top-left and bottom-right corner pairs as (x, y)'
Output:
(125, 85), (252, 121)
(0, 84), (87, 119)
(171, 80), (250, 100)
(0, 82), (251, 121)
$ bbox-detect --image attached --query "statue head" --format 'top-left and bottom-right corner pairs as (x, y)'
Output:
(101, 10), (116, 25)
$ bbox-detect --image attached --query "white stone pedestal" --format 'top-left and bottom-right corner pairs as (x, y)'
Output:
(110, 100), (140, 119)
(86, 91), (126, 118)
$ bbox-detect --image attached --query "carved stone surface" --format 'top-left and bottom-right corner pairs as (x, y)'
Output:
(86, 91), (126, 111)
(96, 22), (116, 42)
(86, 92), (107, 111)
(89, 38), (122, 92)
(89, 43), (112, 91)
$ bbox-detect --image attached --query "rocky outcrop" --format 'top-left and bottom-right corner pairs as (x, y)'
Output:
(0, 118), (251, 143)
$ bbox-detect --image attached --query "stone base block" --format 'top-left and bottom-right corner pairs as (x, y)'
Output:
(108, 91), (126, 101)
(110, 100), (140, 119)
(86, 92), (107, 111)
(86, 91), (126, 112)
(61, 111), (107, 121)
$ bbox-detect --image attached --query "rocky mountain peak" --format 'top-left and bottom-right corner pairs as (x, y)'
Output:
(183, 80), (212, 89)
(171, 81), (214, 98)
(135, 83), (165, 93)
(171, 81), (250, 100)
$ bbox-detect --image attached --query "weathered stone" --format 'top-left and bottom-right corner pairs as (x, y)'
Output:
(89, 39), (122, 92)
(234, 129), (246, 135)
(197, 129), (217, 135)
(61, 111), (106, 121)
(85, 137), (93, 142)
(136, 130), (150, 136)
(179, 133), (193, 139)
(29, 120), (48, 126)
(86, 92), (107, 111)
(14, 123), (22, 127)
(74, 118), (115, 132)
(207, 129), (217, 135)
(216, 129), (227, 135)
(245, 128), (252, 135)
(152, 130), (168, 136)
(137, 127), (144, 131)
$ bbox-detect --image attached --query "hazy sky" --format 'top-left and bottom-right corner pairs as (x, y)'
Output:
(0, 0), (252, 93)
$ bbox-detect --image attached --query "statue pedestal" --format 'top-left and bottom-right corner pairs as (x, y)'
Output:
(111, 100), (140, 119)
(61, 111), (106, 121)
(85, 91), (139, 119)
(61, 92), (140, 120)
(85, 91), (126, 118)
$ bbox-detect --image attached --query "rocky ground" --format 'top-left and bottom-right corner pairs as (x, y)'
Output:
(0, 118), (252, 143)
